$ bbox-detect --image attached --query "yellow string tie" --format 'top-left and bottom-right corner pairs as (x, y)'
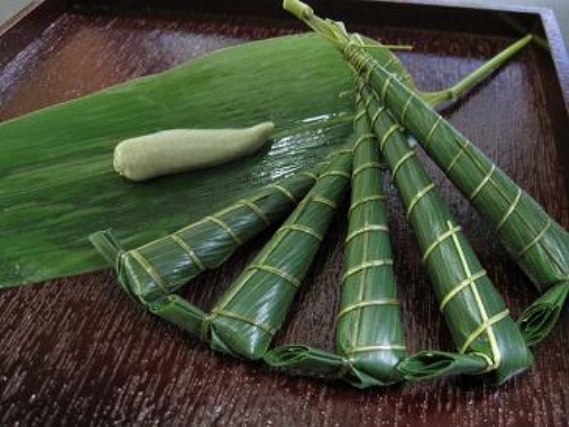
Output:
(342, 260), (394, 283)
(370, 105), (386, 129)
(239, 199), (270, 226)
(354, 109), (367, 123)
(299, 171), (319, 181)
(171, 234), (206, 271)
(424, 116), (443, 150)
(445, 140), (471, 174)
(422, 225), (462, 264)
(364, 89), (374, 112)
(311, 196), (337, 209)
(400, 92), (416, 124)
(247, 264), (301, 288)
(380, 74), (394, 103)
(271, 184), (297, 204)
(353, 133), (376, 151)
(206, 216), (242, 245)
(364, 58), (375, 83)
(200, 312), (216, 342)
(469, 164), (496, 202)
(517, 219), (552, 260)
(406, 183), (436, 220)
(349, 195), (386, 215)
(212, 309), (276, 336)
(381, 56), (395, 70)
(116, 249), (128, 272)
(345, 225), (389, 244)
(352, 162), (383, 177)
(470, 351), (495, 373)
(439, 270), (488, 312)
(460, 310), (510, 354)
(390, 150), (416, 183)
(336, 299), (399, 320)
(496, 188), (522, 233)
(278, 224), (323, 242)
(379, 124), (401, 152)
(129, 249), (169, 295)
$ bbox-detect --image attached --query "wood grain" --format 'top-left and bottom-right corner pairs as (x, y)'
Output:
(0, 3), (568, 426)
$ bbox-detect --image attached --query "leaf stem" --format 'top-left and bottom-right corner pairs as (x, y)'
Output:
(421, 34), (533, 106)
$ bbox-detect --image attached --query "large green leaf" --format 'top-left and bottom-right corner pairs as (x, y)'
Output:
(0, 33), (411, 288)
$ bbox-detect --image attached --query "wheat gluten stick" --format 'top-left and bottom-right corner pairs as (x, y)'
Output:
(114, 122), (274, 181)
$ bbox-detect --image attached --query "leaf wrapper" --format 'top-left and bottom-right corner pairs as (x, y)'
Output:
(398, 351), (490, 379)
(358, 82), (532, 385)
(264, 345), (345, 377)
(148, 295), (206, 337)
(335, 90), (406, 386)
(345, 44), (569, 345)
(203, 152), (352, 360)
(518, 283), (569, 345)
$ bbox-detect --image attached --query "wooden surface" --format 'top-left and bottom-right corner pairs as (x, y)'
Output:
(1, 2), (569, 426)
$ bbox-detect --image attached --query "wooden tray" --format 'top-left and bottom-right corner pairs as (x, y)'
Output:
(1, 1), (568, 425)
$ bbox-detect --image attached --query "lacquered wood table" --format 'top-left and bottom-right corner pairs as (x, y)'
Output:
(1, 1), (568, 425)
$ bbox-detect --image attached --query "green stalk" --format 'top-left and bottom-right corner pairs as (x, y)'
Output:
(265, 88), (406, 388)
(284, 0), (534, 110)
(204, 151), (352, 360)
(359, 81), (532, 385)
(284, 0), (569, 346)
(420, 35), (533, 106)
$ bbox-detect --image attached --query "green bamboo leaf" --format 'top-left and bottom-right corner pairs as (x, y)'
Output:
(399, 351), (489, 378)
(0, 33), (411, 288)
(147, 294), (207, 337)
(519, 283), (569, 345)
(265, 345), (345, 377)
(286, 0), (568, 344)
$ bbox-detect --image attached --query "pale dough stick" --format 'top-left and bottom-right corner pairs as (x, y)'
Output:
(113, 121), (275, 181)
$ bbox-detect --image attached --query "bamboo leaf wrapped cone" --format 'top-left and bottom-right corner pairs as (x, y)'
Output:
(345, 46), (569, 346)
(265, 92), (406, 387)
(284, 0), (569, 346)
(89, 167), (321, 334)
(202, 151), (352, 359)
(358, 81), (533, 384)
